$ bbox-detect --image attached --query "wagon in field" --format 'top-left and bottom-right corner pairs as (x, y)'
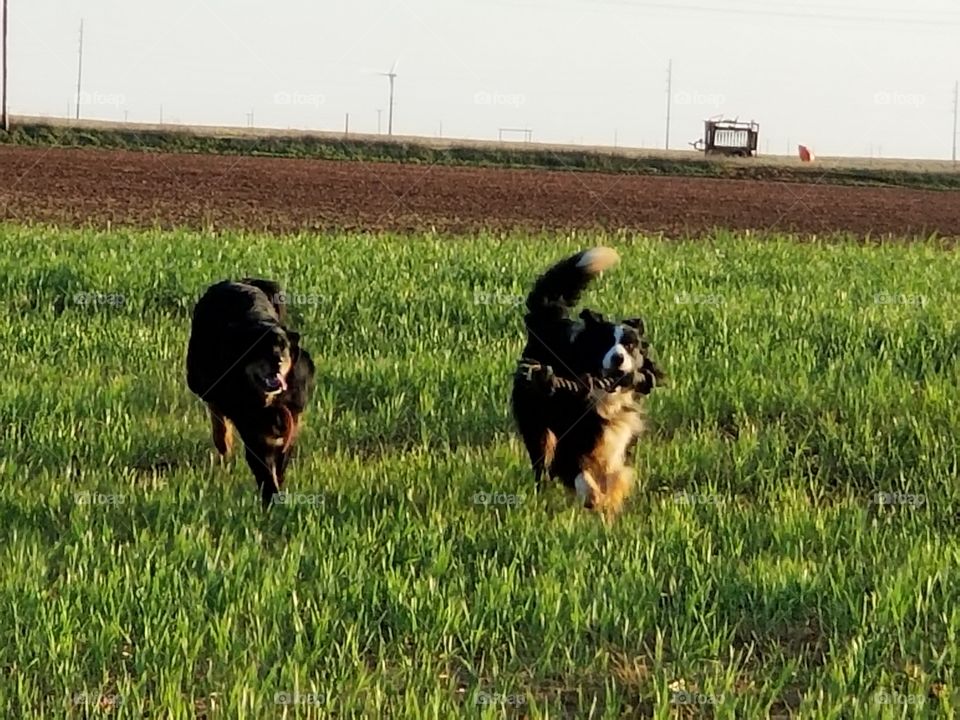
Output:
(693, 119), (760, 157)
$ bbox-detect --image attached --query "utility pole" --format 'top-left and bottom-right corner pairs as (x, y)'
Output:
(75, 19), (84, 120)
(387, 72), (395, 135)
(665, 59), (672, 150)
(953, 80), (958, 165)
(1, 0), (8, 132)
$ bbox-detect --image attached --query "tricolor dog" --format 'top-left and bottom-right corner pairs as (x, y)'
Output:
(186, 278), (315, 507)
(512, 248), (661, 515)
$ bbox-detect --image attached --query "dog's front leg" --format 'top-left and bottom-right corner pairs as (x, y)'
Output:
(207, 404), (233, 457)
(600, 466), (634, 517)
(574, 470), (601, 509)
(275, 412), (301, 490)
(244, 445), (280, 509)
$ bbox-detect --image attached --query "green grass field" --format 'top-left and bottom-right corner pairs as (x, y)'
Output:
(2, 225), (959, 718)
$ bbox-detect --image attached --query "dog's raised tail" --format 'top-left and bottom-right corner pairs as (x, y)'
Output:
(526, 247), (619, 313)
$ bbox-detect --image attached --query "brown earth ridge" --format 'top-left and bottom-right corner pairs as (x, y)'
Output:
(2, 146), (958, 237)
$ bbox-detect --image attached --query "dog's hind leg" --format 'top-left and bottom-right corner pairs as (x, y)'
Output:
(539, 430), (557, 489)
(207, 404), (233, 457)
(513, 378), (557, 490)
(519, 425), (555, 490)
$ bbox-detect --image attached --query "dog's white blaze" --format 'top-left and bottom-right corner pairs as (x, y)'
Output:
(602, 326), (634, 373)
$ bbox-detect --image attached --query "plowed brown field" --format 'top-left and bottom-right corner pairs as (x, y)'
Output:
(1, 146), (958, 236)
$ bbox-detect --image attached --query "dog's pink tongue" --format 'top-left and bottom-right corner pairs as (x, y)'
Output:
(263, 374), (286, 392)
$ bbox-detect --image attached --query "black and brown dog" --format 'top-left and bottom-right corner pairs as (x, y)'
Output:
(186, 278), (315, 507)
(512, 248), (662, 516)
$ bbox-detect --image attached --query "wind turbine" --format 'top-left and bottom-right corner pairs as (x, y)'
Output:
(380, 60), (398, 136)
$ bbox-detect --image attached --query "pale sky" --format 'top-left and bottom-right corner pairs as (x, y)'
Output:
(9, 0), (960, 158)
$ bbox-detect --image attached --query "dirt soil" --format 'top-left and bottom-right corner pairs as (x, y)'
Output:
(2, 146), (958, 237)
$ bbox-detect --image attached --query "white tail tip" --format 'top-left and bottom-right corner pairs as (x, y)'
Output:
(577, 247), (620, 274)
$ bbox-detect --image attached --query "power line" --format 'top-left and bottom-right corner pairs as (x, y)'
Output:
(527, 0), (960, 27)
(653, 2), (960, 26)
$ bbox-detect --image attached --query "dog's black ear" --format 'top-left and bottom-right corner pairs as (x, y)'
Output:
(579, 308), (604, 324)
(624, 317), (645, 335)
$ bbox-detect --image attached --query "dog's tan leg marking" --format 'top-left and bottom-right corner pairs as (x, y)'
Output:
(543, 430), (557, 466)
(601, 467), (635, 518)
(208, 404), (233, 457)
(281, 409), (300, 453)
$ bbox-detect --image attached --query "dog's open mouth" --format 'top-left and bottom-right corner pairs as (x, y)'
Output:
(260, 373), (287, 394)
(600, 367), (630, 383)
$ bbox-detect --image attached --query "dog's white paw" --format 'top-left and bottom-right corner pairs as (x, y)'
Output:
(575, 472), (599, 508)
